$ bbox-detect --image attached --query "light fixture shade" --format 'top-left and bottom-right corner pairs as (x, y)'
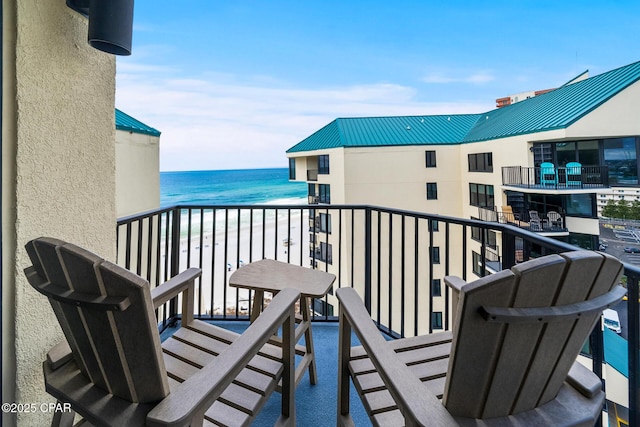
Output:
(88, 0), (134, 56)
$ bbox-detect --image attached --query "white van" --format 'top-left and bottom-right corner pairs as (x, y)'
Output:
(602, 309), (622, 334)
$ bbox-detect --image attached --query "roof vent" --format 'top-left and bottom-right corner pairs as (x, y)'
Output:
(406, 126), (411, 130)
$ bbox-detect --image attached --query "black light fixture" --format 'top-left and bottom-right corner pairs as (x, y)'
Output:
(66, 0), (134, 56)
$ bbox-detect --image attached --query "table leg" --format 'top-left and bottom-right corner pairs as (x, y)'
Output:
(301, 296), (318, 385)
(250, 290), (264, 323)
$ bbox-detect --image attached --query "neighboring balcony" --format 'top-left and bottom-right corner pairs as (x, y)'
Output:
(307, 169), (318, 181)
(308, 194), (319, 204)
(502, 165), (609, 191)
(478, 206), (568, 235)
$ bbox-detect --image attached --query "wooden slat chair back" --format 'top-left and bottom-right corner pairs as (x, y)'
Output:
(25, 237), (170, 403)
(566, 161), (583, 186)
(540, 162), (557, 186)
(337, 250), (625, 426)
(444, 250), (623, 419)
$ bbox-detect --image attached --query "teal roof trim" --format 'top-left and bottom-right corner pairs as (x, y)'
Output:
(287, 60), (640, 153)
(115, 109), (161, 137)
(559, 69), (589, 87)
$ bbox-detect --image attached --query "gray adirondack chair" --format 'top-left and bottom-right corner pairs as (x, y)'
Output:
(337, 251), (625, 426)
(25, 237), (298, 427)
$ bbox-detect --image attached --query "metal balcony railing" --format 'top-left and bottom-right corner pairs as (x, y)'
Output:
(502, 165), (609, 189)
(478, 207), (568, 233)
(117, 204), (640, 426)
(307, 169), (318, 181)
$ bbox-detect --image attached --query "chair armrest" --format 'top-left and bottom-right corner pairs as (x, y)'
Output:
(336, 288), (457, 426)
(47, 341), (73, 370)
(146, 287), (301, 427)
(444, 276), (466, 329)
(150, 268), (202, 309)
(567, 361), (601, 399)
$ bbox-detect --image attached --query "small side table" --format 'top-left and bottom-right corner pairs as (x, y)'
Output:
(229, 259), (336, 386)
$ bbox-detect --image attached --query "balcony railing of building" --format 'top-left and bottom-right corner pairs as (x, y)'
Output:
(478, 206), (568, 233)
(307, 169), (318, 181)
(117, 204), (640, 426)
(502, 165), (609, 190)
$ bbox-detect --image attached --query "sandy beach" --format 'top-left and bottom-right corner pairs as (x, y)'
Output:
(176, 209), (310, 315)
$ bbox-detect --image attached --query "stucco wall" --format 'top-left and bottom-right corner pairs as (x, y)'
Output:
(567, 80), (640, 138)
(115, 130), (160, 217)
(342, 145), (463, 215)
(3, 1), (116, 425)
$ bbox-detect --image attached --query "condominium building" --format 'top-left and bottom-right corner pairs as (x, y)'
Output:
(115, 109), (161, 217)
(495, 69), (589, 108)
(286, 60), (640, 317)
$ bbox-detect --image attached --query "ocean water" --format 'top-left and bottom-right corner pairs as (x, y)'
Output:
(160, 168), (307, 206)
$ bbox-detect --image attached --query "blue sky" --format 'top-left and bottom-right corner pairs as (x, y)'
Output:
(115, 1), (640, 172)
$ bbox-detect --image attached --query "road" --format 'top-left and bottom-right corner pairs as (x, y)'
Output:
(599, 223), (638, 340)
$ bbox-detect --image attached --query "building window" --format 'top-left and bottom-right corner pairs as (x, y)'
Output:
(319, 184), (331, 204)
(429, 219), (439, 232)
(426, 150), (437, 168)
(319, 213), (331, 233)
(471, 227), (497, 249)
(564, 193), (596, 218)
(320, 242), (332, 264)
(431, 279), (442, 297)
(426, 183), (438, 200)
(468, 152), (493, 172)
(311, 242), (333, 264)
(604, 137), (638, 185)
(318, 154), (330, 174)
(432, 312), (443, 330)
(288, 158), (296, 179)
(469, 183), (494, 208)
(431, 247), (440, 264)
(472, 251), (486, 277)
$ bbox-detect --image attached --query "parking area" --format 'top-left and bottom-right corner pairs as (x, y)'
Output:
(600, 223), (640, 266)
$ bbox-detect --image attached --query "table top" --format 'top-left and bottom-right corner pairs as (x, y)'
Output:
(229, 259), (336, 297)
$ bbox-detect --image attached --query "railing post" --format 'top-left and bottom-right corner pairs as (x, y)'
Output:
(628, 274), (639, 427)
(364, 207), (372, 312)
(589, 321), (604, 427)
(501, 228), (516, 269)
(169, 207), (181, 320)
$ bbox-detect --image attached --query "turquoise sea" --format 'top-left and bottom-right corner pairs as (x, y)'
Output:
(160, 168), (307, 207)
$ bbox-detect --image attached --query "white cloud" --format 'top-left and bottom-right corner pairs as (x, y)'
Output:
(116, 62), (490, 171)
(422, 70), (495, 85)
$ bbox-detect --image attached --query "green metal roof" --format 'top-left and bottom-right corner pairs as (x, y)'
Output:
(115, 109), (161, 137)
(463, 60), (640, 143)
(287, 60), (640, 153)
(287, 114), (481, 153)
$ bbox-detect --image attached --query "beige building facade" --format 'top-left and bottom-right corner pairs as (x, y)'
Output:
(115, 109), (161, 217)
(287, 60), (640, 336)
(2, 1), (117, 425)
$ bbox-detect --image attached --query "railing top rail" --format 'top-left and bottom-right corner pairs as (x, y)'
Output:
(117, 203), (640, 280)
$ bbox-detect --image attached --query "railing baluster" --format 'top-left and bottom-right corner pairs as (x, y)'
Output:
(364, 207), (372, 314)
(400, 215), (406, 338)
(628, 274), (639, 427)
(116, 203), (640, 423)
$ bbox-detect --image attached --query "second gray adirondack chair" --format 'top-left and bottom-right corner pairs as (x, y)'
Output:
(337, 251), (625, 426)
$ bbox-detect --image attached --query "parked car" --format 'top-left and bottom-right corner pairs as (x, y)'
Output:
(602, 309), (622, 334)
(624, 247), (640, 253)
